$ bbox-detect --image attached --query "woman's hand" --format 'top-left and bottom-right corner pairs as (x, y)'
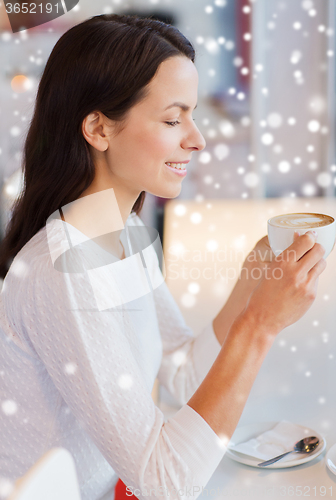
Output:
(243, 235), (274, 277)
(212, 232), (308, 345)
(242, 231), (327, 336)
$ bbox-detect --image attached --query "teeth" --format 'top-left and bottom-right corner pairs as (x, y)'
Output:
(166, 163), (186, 170)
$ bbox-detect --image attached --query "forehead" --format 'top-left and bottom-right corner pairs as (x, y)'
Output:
(136, 56), (198, 112)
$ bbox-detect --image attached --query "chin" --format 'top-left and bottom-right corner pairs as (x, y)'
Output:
(156, 186), (182, 199)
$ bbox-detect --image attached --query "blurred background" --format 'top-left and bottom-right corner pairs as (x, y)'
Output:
(1, 0), (336, 428)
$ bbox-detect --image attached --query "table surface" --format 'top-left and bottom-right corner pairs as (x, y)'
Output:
(205, 441), (336, 500)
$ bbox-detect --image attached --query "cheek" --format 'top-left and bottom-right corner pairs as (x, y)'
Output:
(114, 125), (176, 170)
(132, 124), (175, 153)
(149, 133), (176, 161)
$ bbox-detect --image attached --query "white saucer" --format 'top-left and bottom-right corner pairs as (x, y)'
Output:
(326, 443), (336, 475)
(226, 421), (326, 469)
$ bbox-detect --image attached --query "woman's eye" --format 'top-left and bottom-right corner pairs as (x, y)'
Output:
(165, 120), (181, 127)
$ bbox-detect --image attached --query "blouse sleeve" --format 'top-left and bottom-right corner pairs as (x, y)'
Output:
(5, 232), (226, 500)
(154, 279), (222, 406)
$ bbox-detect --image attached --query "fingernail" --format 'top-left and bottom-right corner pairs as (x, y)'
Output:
(312, 230), (318, 237)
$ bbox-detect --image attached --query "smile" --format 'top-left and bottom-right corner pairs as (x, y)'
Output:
(165, 162), (188, 177)
(165, 162), (187, 170)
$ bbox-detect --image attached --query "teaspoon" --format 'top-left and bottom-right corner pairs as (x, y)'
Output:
(257, 436), (319, 467)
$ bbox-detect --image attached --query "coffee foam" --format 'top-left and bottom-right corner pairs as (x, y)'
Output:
(269, 213), (334, 229)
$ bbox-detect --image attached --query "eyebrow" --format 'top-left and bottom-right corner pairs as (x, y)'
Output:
(164, 102), (198, 112)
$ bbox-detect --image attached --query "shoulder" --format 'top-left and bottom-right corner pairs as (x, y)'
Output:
(3, 215), (88, 303)
(6, 224), (52, 281)
(6, 212), (72, 282)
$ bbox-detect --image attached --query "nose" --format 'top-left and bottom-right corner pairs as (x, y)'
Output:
(181, 120), (206, 152)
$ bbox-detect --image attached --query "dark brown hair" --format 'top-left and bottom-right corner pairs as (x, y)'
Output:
(0, 13), (195, 279)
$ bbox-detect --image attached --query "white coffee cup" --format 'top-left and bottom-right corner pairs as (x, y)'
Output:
(267, 212), (336, 258)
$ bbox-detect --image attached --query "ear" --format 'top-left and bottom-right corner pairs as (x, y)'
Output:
(82, 112), (111, 152)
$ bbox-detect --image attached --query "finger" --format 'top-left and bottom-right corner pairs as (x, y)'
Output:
(253, 235), (274, 262)
(299, 243), (326, 274)
(278, 230), (317, 262)
(307, 257), (327, 281)
(293, 231), (300, 241)
(255, 235), (271, 251)
(262, 235), (271, 248)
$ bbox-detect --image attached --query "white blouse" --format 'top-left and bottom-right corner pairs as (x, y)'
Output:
(0, 212), (226, 500)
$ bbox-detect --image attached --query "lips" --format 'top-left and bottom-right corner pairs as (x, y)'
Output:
(165, 162), (188, 176)
(165, 163), (186, 170)
(165, 161), (190, 170)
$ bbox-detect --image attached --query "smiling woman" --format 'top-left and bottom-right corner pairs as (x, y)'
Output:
(0, 12), (327, 500)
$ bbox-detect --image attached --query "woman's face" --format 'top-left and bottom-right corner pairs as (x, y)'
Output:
(104, 55), (206, 200)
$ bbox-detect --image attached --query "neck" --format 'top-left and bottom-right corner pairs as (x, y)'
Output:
(79, 169), (140, 226)
(72, 161), (140, 259)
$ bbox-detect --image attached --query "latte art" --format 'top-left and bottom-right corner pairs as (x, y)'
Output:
(268, 211), (336, 259)
(270, 213), (334, 229)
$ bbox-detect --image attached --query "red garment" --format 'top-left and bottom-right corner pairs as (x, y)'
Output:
(114, 478), (138, 500)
